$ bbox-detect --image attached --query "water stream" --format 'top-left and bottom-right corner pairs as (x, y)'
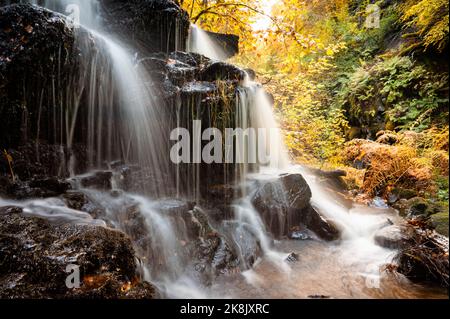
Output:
(0, 4), (447, 299)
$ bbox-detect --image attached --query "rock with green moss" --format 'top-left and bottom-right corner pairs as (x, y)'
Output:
(431, 211), (449, 237)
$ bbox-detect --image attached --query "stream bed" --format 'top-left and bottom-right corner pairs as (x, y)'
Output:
(211, 239), (448, 299)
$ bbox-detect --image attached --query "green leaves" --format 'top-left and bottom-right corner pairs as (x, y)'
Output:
(339, 55), (448, 131)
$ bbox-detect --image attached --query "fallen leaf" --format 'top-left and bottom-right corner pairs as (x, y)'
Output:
(24, 25), (33, 33)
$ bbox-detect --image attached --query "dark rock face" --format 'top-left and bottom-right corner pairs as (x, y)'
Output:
(200, 61), (246, 82)
(0, 4), (76, 149)
(99, 0), (190, 54)
(0, 142), (88, 181)
(251, 174), (340, 241)
(0, 174), (71, 199)
(0, 211), (156, 298)
(80, 171), (113, 190)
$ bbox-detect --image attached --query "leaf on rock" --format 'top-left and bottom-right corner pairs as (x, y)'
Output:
(24, 25), (33, 33)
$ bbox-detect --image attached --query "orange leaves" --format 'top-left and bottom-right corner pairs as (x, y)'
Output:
(83, 274), (110, 289)
(24, 24), (33, 33)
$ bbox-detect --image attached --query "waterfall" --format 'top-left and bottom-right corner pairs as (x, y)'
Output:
(1, 3), (409, 298)
(188, 24), (229, 61)
(22, 0), (174, 196)
(193, 26), (396, 280)
(27, 0), (101, 29)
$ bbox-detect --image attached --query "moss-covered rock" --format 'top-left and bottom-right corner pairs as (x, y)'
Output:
(431, 211), (449, 237)
(0, 210), (156, 299)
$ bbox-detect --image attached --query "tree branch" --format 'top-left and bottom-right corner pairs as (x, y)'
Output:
(192, 2), (270, 24)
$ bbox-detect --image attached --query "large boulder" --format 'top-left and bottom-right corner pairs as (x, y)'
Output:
(251, 173), (339, 240)
(374, 224), (414, 249)
(0, 210), (156, 298)
(393, 224), (449, 288)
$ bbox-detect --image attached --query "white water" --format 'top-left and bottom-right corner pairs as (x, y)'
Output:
(1, 5), (407, 298)
(24, 0), (173, 195)
(188, 24), (229, 61)
(28, 0), (101, 29)
(0, 197), (106, 226)
(194, 27), (397, 284)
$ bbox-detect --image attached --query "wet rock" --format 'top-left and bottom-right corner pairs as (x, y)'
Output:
(391, 188), (416, 201)
(392, 198), (409, 215)
(252, 174), (311, 218)
(289, 228), (315, 240)
(0, 212), (156, 298)
(0, 5), (76, 149)
(169, 51), (208, 67)
(221, 221), (262, 270)
(301, 206), (340, 241)
(119, 204), (149, 241)
(80, 171), (113, 190)
(374, 225), (414, 249)
(244, 68), (257, 80)
(192, 234), (239, 280)
(181, 81), (217, 94)
(167, 60), (197, 86)
(99, 0), (190, 54)
(394, 226), (449, 288)
(308, 168), (347, 190)
(62, 191), (107, 221)
(200, 61), (246, 82)
(29, 177), (71, 194)
(0, 205), (22, 215)
(251, 173), (340, 241)
(1, 176), (71, 200)
(431, 212), (449, 237)
(387, 193), (399, 204)
(405, 197), (429, 217)
(285, 252), (299, 263)
(370, 196), (389, 208)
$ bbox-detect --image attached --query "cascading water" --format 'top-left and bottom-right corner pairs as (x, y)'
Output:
(2, 3), (446, 299)
(188, 24), (229, 61)
(234, 78), (399, 287)
(191, 28), (402, 290)
(21, 0), (174, 195)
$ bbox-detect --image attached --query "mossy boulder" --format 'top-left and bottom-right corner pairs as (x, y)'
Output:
(431, 211), (449, 237)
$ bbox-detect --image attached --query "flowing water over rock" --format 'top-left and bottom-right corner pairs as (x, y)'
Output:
(0, 1), (447, 299)
(188, 24), (228, 61)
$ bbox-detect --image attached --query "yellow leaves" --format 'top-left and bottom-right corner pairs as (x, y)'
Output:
(83, 274), (110, 289)
(121, 281), (133, 292)
(3, 149), (15, 182)
(401, 0), (449, 51)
